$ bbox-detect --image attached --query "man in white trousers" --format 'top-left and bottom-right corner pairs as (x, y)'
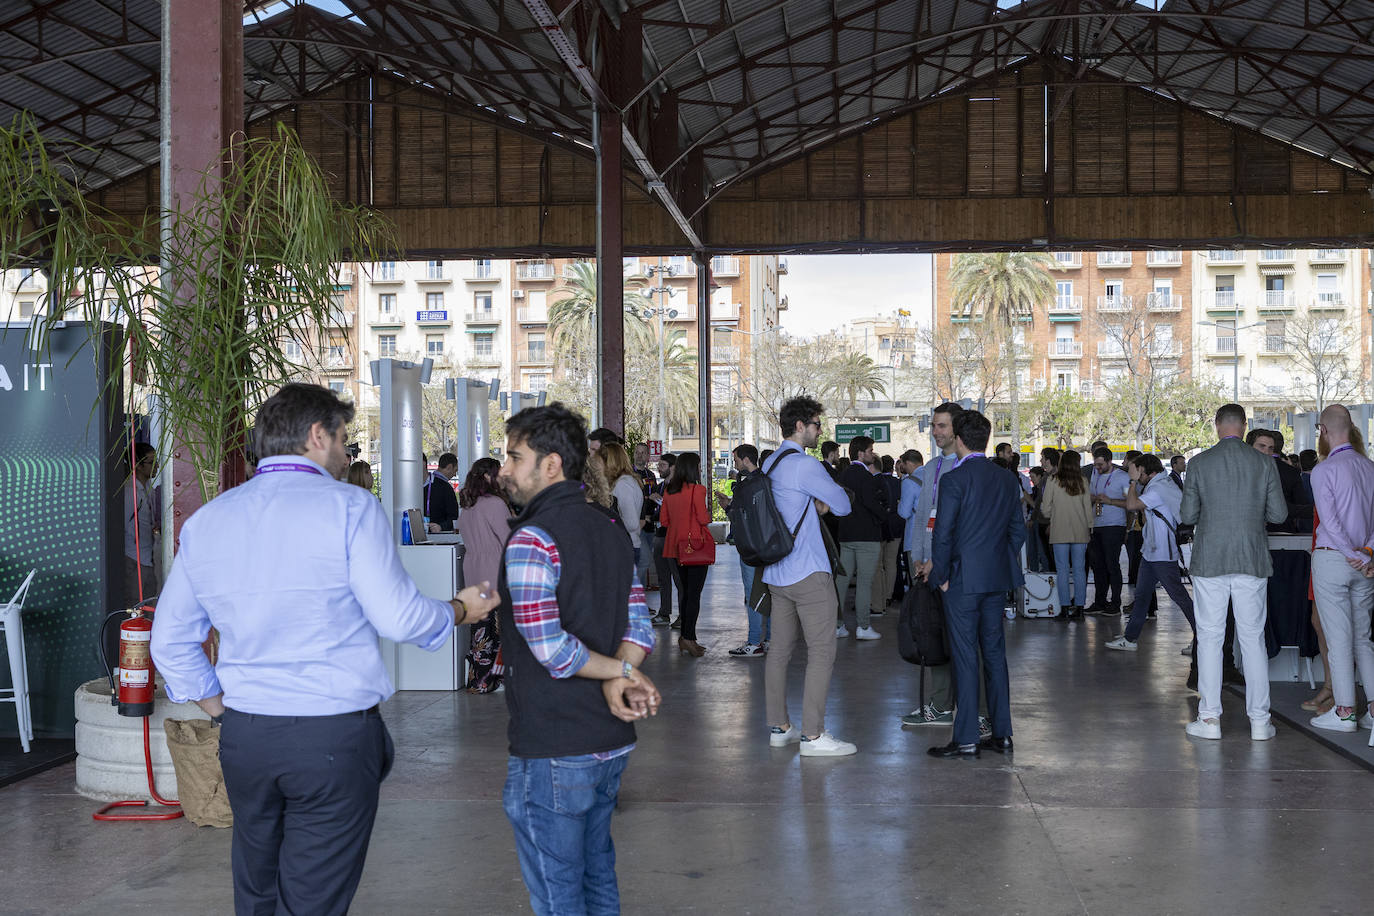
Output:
(1178, 403), (1287, 741)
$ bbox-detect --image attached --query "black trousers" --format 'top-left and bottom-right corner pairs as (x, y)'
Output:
(219, 706), (394, 916)
(1125, 529), (1144, 585)
(672, 560), (709, 641)
(1088, 525), (1126, 609)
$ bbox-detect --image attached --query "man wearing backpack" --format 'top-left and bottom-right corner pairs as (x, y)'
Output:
(720, 444), (770, 658)
(761, 396), (857, 757)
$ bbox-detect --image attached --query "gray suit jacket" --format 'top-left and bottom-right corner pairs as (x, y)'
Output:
(909, 450), (958, 564)
(1179, 437), (1287, 578)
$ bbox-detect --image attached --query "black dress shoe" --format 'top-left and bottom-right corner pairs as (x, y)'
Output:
(927, 741), (980, 759)
(979, 736), (1014, 754)
(1084, 604), (1106, 616)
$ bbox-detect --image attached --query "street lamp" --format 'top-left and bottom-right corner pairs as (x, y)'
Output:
(1199, 319), (1264, 402)
(643, 260), (680, 443)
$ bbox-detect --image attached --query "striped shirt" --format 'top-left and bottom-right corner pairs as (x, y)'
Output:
(504, 525), (655, 759)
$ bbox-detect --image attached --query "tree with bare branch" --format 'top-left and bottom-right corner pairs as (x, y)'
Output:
(1279, 311), (1364, 412)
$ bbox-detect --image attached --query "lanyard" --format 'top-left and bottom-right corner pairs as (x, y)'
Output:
(1330, 444), (1353, 457)
(255, 462), (324, 477)
(955, 453), (983, 469)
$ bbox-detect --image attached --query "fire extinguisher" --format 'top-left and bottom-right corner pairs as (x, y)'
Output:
(116, 610), (155, 717)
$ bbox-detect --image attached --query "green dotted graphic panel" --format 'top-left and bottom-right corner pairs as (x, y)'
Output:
(0, 325), (119, 739)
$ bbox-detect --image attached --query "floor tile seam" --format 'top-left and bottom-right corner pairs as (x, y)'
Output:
(1025, 800), (1374, 814)
(1017, 772), (1092, 916)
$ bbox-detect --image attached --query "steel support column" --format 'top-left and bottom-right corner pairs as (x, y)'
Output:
(695, 252), (712, 487)
(594, 104), (625, 432)
(160, 0), (242, 553)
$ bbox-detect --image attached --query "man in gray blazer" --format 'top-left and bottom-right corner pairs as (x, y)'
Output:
(1179, 403), (1287, 741)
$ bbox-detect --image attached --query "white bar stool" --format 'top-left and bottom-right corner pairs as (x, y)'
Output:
(1, 569), (37, 753)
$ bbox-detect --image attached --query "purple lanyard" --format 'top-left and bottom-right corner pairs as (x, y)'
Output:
(255, 462), (324, 476)
(1330, 444), (1353, 457)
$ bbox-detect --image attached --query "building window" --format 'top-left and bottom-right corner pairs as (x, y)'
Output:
(1316, 272), (1340, 302)
(328, 381), (346, 394)
(19, 300), (34, 318)
(1216, 318), (1236, 353)
(426, 259), (445, 280)
(379, 293), (395, 314)
(426, 334), (444, 357)
(473, 333), (494, 356)
(327, 334), (346, 361)
(378, 334), (397, 357)
(284, 340), (302, 360)
(1265, 318), (1285, 353)
(527, 331), (546, 360)
(526, 373), (549, 394)
(376, 261), (396, 281)
(426, 291), (444, 310)
(474, 290), (492, 313)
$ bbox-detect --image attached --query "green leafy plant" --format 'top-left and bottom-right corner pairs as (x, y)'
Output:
(0, 114), (394, 499)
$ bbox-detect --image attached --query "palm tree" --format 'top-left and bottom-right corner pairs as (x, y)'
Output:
(949, 252), (1058, 454)
(825, 351), (888, 420)
(548, 260), (655, 357)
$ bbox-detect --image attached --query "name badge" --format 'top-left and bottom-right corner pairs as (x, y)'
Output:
(926, 508), (937, 530)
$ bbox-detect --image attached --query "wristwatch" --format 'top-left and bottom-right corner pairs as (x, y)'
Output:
(621, 660), (634, 680)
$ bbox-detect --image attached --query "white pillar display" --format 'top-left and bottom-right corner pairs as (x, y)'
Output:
(374, 357), (428, 540)
(452, 377), (496, 475)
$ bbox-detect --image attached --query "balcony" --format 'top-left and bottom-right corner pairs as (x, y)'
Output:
(710, 301), (742, 322)
(1096, 342), (1128, 359)
(1312, 248), (1348, 263)
(465, 309), (501, 324)
(1097, 252), (1132, 268)
(777, 258), (789, 275)
(1147, 340), (1184, 358)
(1204, 291), (1242, 312)
(1310, 293), (1347, 310)
(467, 352), (501, 368)
(1050, 340), (1083, 357)
(4, 269), (47, 291)
(324, 352), (353, 370)
(336, 267), (354, 285)
(516, 260), (556, 281)
(1051, 252), (1082, 269)
(1096, 295), (1133, 312)
(517, 308), (549, 323)
(1206, 337), (1240, 357)
(663, 304), (698, 322)
(1259, 290), (1296, 310)
(665, 256), (696, 277)
(1048, 295), (1082, 314)
(710, 256), (741, 276)
(562, 260), (593, 279)
(326, 309), (354, 327)
(370, 263), (403, 283)
(1258, 249), (1296, 264)
(1207, 250), (1244, 265)
(1260, 336), (1288, 355)
(466, 262), (498, 281)
(711, 346), (741, 363)
(416, 263), (450, 283)
(520, 347), (552, 365)
(1146, 251), (1183, 267)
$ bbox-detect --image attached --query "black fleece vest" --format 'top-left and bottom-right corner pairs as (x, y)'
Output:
(497, 479), (637, 757)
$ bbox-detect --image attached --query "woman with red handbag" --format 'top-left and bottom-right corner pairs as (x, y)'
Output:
(659, 452), (715, 657)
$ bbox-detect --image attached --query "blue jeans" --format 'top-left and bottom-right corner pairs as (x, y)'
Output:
(503, 753), (629, 916)
(1052, 542), (1088, 606)
(739, 555), (770, 645)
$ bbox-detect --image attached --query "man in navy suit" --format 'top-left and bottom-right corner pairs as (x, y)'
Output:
(928, 411), (1025, 760)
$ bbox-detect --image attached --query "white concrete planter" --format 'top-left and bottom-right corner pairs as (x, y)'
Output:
(74, 678), (209, 802)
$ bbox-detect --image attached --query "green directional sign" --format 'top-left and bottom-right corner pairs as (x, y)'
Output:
(835, 422), (891, 444)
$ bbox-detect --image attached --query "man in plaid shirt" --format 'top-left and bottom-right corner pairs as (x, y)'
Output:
(496, 403), (660, 915)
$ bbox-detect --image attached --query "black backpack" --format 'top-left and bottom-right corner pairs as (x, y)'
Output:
(727, 451), (806, 567)
(898, 581), (950, 667)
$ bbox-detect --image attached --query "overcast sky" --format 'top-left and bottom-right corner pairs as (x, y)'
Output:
(777, 254), (933, 337)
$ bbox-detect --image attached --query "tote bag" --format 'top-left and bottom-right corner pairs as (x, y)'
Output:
(677, 484), (717, 566)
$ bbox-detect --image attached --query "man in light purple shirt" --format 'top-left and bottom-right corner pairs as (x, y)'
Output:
(1308, 404), (1374, 733)
(761, 396), (854, 756)
(151, 384), (498, 915)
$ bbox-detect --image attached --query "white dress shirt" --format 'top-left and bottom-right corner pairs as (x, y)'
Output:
(150, 455), (455, 715)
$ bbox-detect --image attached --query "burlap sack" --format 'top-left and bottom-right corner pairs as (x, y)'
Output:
(163, 718), (233, 828)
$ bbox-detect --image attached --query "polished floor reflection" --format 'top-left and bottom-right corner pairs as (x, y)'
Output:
(2, 546), (1372, 915)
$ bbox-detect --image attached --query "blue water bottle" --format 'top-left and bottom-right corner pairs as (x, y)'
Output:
(401, 511), (412, 545)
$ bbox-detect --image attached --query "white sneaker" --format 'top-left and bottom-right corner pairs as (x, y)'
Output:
(769, 724), (800, 747)
(799, 732), (857, 757)
(1309, 708), (1356, 732)
(978, 716), (992, 739)
(1185, 716), (1221, 740)
(854, 626), (881, 641)
(1361, 712), (1374, 730)
(1104, 636), (1138, 651)
(835, 625), (849, 639)
(1251, 718), (1276, 741)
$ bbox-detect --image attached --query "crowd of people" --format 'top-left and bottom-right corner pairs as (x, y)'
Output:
(145, 379), (1374, 915)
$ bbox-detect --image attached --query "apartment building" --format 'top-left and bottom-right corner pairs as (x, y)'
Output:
(350, 255), (785, 460)
(933, 250), (1196, 400)
(1, 267), (46, 322)
(931, 248), (1371, 420)
(1191, 248), (1370, 406)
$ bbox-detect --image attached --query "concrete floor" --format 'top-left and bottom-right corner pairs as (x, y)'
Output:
(2, 546), (1372, 915)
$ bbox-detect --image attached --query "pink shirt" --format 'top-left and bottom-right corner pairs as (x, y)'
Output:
(1310, 445), (1374, 562)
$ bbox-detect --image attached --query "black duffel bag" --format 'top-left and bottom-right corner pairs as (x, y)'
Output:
(898, 581), (950, 667)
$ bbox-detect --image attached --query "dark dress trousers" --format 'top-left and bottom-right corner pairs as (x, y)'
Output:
(931, 456), (1026, 747)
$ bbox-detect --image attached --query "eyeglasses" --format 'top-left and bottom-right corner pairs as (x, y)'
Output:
(804, 419), (822, 429)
